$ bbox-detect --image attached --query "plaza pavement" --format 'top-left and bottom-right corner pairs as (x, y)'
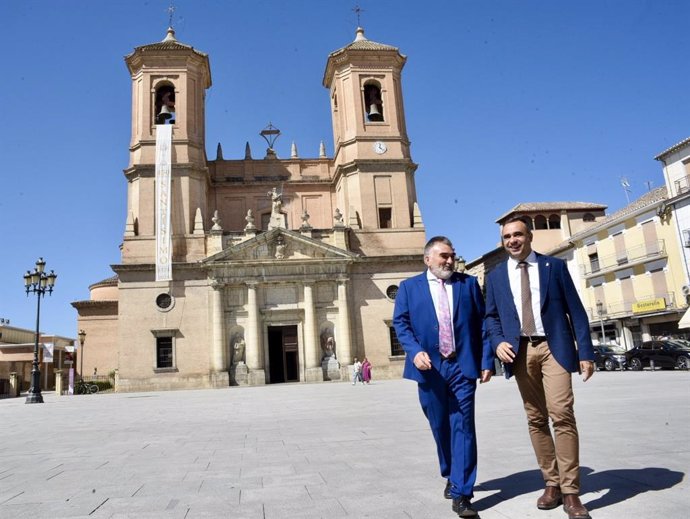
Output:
(0, 370), (687, 519)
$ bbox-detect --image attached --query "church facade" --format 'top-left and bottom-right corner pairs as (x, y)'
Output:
(72, 27), (427, 391)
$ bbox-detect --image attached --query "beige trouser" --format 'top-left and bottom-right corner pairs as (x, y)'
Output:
(513, 339), (580, 494)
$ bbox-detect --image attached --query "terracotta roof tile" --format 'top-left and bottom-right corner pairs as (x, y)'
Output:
(654, 136), (690, 161)
(496, 202), (607, 223)
(568, 186), (667, 241)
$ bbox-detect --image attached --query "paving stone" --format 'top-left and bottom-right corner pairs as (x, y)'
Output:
(0, 373), (687, 518)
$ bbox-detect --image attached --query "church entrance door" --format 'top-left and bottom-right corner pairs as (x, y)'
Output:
(267, 325), (299, 383)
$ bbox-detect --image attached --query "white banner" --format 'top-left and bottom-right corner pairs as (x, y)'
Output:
(155, 124), (173, 281)
(42, 343), (54, 363)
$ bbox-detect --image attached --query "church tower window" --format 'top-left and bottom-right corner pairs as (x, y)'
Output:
(155, 84), (176, 125)
(363, 82), (384, 122)
(378, 207), (392, 228)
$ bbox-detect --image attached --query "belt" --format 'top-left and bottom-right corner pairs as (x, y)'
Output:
(520, 335), (547, 346)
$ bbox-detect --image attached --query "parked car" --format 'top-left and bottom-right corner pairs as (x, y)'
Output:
(627, 339), (690, 370)
(593, 344), (628, 371)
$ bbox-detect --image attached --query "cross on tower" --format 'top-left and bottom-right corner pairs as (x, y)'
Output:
(352, 4), (364, 26)
(167, 1), (176, 28)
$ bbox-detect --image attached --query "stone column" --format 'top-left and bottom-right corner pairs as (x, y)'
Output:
(210, 281), (226, 371)
(337, 278), (352, 365)
(246, 282), (261, 370)
(303, 283), (319, 380)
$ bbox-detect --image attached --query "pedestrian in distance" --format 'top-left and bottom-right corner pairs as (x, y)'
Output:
(484, 216), (595, 519)
(352, 357), (363, 385)
(361, 357), (372, 384)
(393, 236), (494, 518)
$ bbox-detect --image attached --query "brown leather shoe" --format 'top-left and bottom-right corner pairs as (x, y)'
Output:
(537, 486), (562, 510)
(563, 494), (591, 519)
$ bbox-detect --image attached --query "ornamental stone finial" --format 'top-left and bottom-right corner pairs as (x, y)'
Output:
(244, 209), (256, 230)
(211, 210), (223, 231)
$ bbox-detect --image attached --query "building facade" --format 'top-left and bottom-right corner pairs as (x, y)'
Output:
(568, 187), (688, 348)
(0, 321), (74, 395)
(72, 27), (427, 391)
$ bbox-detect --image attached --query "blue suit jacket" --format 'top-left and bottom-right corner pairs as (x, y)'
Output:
(393, 271), (495, 382)
(484, 253), (594, 378)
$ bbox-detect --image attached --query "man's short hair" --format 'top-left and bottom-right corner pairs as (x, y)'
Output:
(424, 236), (453, 256)
(502, 215), (531, 228)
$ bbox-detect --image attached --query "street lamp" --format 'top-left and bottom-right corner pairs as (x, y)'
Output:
(78, 330), (86, 381)
(596, 300), (607, 345)
(23, 257), (57, 404)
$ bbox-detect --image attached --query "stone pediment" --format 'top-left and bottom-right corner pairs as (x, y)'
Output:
(203, 228), (358, 264)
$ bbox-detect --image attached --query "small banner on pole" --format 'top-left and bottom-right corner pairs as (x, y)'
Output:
(155, 124), (173, 282)
(42, 343), (54, 363)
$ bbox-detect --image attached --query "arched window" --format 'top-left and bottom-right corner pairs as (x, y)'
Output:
(583, 212), (595, 222)
(548, 214), (561, 229)
(363, 83), (384, 122)
(534, 215), (548, 230)
(155, 85), (176, 125)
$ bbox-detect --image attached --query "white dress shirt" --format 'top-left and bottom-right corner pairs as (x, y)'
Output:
(426, 270), (456, 345)
(507, 251), (545, 335)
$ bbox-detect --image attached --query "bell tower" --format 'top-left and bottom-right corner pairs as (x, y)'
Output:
(323, 28), (423, 251)
(122, 28), (212, 263)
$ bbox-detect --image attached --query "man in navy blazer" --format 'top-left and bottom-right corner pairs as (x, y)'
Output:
(394, 236), (494, 518)
(484, 216), (594, 519)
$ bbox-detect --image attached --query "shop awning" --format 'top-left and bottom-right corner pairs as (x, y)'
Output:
(678, 307), (690, 329)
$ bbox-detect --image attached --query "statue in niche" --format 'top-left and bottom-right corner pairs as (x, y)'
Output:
(320, 331), (336, 359)
(231, 335), (246, 365)
(275, 236), (286, 259)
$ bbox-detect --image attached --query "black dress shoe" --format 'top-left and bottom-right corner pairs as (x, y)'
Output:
(444, 479), (452, 499)
(452, 496), (478, 518)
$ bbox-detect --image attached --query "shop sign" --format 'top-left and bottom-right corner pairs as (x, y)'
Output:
(632, 297), (666, 314)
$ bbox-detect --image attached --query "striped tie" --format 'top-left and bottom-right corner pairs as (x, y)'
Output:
(438, 279), (454, 357)
(518, 261), (537, 336)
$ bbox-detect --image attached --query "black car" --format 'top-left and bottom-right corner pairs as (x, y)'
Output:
(628, 339), (690, 370)
(593, 344), (628, 371)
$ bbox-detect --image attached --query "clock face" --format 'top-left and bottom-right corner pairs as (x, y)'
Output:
(373, 141), (387, 154)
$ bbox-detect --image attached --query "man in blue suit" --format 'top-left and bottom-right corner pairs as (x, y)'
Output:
(484, 216), (594, 519)
(394, 236), (494, 518)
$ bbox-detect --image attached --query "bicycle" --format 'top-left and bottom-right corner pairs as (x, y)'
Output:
(75, 379), (99, 395)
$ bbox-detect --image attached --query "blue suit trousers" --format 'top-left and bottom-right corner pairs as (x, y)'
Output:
(417, 357), (478, 498)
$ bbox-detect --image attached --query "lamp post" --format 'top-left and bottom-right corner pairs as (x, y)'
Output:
(596, 300), (606, 345)
(78, 329), (86, 381)
(23, 257), (57, 404)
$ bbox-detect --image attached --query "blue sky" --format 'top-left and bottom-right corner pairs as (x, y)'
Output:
(1, 0), (688, 338)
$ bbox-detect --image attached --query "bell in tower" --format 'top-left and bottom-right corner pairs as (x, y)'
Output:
(364, 83), (383, 122)
(155, 87), (176, 125)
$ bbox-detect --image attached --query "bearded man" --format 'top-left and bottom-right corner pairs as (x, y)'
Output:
(393, 236), (494, 518)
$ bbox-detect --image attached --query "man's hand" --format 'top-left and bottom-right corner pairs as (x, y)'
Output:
(581, 360), (595, 382)
(496, 342), (516, 363)
(480, 370), (492, 383)
(414, 351), (432, 370)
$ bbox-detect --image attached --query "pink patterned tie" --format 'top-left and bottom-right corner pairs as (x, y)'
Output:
(438, 279), (454, 357)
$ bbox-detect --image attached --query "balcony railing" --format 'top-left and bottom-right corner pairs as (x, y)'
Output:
(581, 240), (666, 277)
(673, 176), (690, 197)
(588, 292), (678, 320)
